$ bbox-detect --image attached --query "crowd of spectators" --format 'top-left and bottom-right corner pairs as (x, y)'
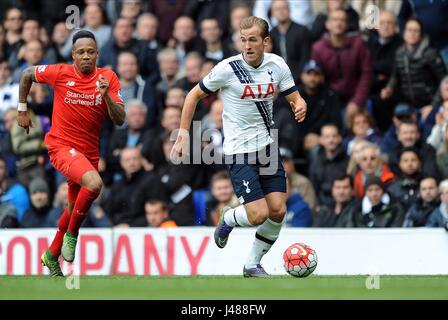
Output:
(1, 0), (448, 230)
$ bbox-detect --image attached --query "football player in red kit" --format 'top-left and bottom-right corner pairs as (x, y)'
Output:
(17, 30), (126, 276)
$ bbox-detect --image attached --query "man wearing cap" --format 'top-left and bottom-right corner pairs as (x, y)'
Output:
(21, 177), (54, 228)
(380, 103), (418, 154)
(298, 59), (342, 152)
(347, 175), (405, 227)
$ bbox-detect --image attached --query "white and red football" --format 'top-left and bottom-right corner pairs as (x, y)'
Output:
(283, 242), (318, 278)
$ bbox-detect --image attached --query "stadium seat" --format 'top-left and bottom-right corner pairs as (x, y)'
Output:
(193, 189), (208, 226)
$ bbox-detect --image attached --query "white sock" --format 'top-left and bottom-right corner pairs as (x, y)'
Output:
(223, 205), (252, 227)
(245, 218), (283, 268)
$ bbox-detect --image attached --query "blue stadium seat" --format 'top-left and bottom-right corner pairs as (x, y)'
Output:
(193, 189), (208, 225)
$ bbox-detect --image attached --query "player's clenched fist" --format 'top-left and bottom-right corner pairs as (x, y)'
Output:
(17, 110), (34, 134)
(290, 98), (307, 123)
(98, 74), (109, 96)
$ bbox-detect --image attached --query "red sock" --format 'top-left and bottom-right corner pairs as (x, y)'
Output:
(68, 187), (99, 236)
(49, 207), (71, 257)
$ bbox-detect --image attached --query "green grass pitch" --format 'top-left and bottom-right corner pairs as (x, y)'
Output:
(1, 275), (447, 299)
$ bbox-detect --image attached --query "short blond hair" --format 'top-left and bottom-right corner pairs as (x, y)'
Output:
(240, 16), (270, 38)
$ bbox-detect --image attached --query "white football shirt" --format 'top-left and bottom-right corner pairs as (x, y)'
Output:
(200, 53), (296, 155)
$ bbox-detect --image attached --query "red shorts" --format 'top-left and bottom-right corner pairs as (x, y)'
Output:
(48, 145), (98, 188)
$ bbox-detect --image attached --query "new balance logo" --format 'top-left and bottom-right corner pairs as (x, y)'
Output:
(243, 180), (251, 193)
(66, 81), (75, 86)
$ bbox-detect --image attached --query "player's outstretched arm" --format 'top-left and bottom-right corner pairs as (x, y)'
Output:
(285, 90), (307, 123)
(17, 66), (38, 134)
(170, 84), (208, 162)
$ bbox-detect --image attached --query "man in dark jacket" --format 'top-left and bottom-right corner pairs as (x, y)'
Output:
(309, 124), (349, 206)
(270, 0), (310, 79)
(0, 155), (29, 223)
(272, 96), (303, 158)
(313, 173), (355, 227)
(311, 9), (372, 119)
(388, 121), (439, 178)
(387, 147), (421, 211)
(141, 106), (181, 170)
(98, 17), (159, 85)
(426, 179), (448, 229)
(0, 202), (18, 228)
(309, 0), (359, 43)
(380, 103), (418, 154)
(21, 177), (53, 228)
(366, 11), (403, 132)
(381, 21), (446, 109)
(347, 175), (405, 228)
(147, 0), (189, 46)
(116, 51), (158, 128)
(403, 176), (440, 227)
(195, 18), (233, 63)
(132, 132), (201, 226)
(103, 147), (151, 226)
(298, 60), (342, 151)
(106, 100), (150, 185)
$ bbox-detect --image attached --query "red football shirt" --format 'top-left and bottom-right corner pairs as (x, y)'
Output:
(35, 64), (123, 159)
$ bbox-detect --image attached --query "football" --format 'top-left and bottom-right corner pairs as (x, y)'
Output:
(283, 243), (318, 278)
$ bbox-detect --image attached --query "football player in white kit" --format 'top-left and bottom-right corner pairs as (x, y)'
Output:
(171, 16), (307, 277)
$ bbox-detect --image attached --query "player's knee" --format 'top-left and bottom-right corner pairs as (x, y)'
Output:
(87, 178), (103, 193)
(82, 171), (103, 193)
(270, 204), (287, 223)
